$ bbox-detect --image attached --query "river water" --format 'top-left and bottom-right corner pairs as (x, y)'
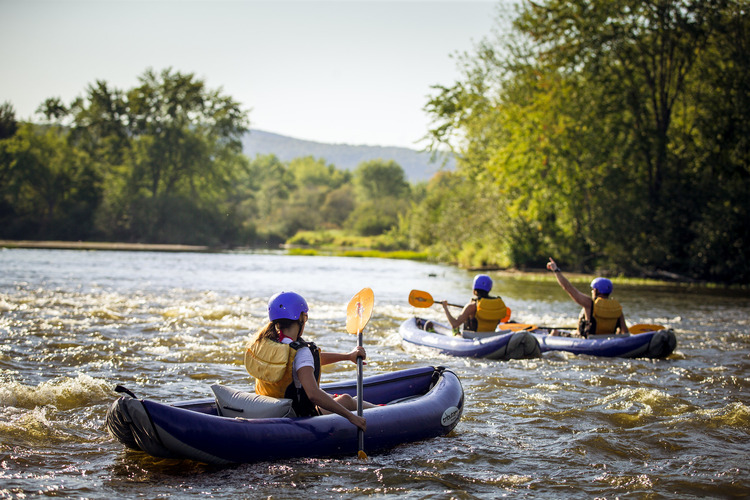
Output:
(1, 248), (748, 498)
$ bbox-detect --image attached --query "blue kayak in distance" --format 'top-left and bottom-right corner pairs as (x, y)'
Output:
(399, 317), (541, 360)
(106, 366), (464, 465)
(529, 328), (677, 359)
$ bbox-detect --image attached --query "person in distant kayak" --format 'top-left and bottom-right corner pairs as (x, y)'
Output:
(439, 274), (510, 335)
(244, 291), (375, 431)
(546, 258), (629, 337)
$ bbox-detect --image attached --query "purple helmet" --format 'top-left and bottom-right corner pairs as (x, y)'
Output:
(472, 274), (493, 293)
(268, 292), (308, 321)
(590, 277), (613, 295)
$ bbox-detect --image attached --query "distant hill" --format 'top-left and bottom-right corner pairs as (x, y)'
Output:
(241, 129), (455, 183)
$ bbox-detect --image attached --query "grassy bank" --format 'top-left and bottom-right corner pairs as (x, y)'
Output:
(0, 239), (210, 252)
(287, 247), (429, 260)
(284, 230), (429, 261)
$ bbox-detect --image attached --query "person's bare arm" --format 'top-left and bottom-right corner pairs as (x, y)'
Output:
(442, 301), (476, 329)
(320, 346), (365, 366)
(297, 365), (366, 431)
(618, 315), (629, 334)
(547, 258), (592, 311)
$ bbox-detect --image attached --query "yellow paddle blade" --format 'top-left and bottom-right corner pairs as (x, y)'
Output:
(358, 450), (368, 460)
(408, 289), (434, 308)
(346, 288), (374, 334)
(629, 323), (666, 334)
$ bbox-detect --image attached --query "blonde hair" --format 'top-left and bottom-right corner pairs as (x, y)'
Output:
(254, 321), (279, 343)
(253, 318), (298, 343)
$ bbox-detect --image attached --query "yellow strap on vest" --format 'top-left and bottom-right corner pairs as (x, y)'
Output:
(476, 297), (509, 331)
(254, 370), (294, 399)
(244, 338), (292, 383)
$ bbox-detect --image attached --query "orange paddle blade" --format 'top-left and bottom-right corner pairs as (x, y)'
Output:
(408, 289), (434, 308)
(346, 288), (374, 334)
(629, 323), (666, 334)
(498, 323), (537, 332)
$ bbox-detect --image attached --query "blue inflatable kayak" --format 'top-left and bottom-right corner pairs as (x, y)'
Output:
(399, 317), (541, 360)
(106, 366), (464, 464)
(530, 328), (677, 358)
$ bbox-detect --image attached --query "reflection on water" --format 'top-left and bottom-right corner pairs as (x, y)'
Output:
(0, 248), (748, 498)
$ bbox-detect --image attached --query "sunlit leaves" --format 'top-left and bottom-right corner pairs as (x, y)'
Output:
(419, 0), (750, 281)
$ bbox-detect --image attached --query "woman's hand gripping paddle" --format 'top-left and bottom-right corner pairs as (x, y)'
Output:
(408, 289), (461, 308)
(346, 287), (374, 460)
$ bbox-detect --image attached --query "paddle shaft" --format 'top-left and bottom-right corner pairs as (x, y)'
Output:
(408, 289), (462, 309)
(418, 297), (462, 308)
(346, 287), (373, 460)
(356, 329), (364, 453)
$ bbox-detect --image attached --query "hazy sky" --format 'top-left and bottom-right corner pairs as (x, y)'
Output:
(1, 0), (517, 149)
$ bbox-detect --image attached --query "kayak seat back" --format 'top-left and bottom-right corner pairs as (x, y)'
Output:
(211, 384), (296, 418)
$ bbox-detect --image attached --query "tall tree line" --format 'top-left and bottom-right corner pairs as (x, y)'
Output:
(414, 0), (749, 284)
(0, 68), (412, 246)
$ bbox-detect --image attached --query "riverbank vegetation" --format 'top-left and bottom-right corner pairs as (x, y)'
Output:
(1, 1), (748, 285)
(418, 0), (749, 285)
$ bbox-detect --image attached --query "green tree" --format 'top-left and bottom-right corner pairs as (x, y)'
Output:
(347, 159), (411, 235)
(421, 0), (749, 282)
(0, 102), (19, 204)
(285, 156), (353, 231)
(0, 102), (18, 140)
(288, 156), (350, 190)
(320, 184), (356, 228)
(242, 154), (301, 244)
(404, 170), (513, 268)
(0, 123), (100, 239)
(123, 69), (247, 212)
(246, 154), (357, 242)
(43, 68), (251, 244)
(352, 159), (410, 202)
(66, 82), (130, 167)
(681, 1), (750, 282)
(511, 0), (726, 273)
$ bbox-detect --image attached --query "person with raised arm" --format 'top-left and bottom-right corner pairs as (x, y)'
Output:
(546, 258), (628, 337)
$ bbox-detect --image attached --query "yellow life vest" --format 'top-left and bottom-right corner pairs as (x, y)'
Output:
(244, 337), (296, 398)
(592, 297), (623, 334)
(475, 297), (509, 332)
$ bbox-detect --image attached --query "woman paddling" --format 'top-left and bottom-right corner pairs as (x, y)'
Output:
(244, 291), (374, 431)
(438, 274), (510, 335)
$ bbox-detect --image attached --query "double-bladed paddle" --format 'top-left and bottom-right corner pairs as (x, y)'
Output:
(505, 323), (666, 334)
(346, 287), (374, 460)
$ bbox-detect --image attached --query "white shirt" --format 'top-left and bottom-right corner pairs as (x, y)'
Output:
(281, 336), (314, 388)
